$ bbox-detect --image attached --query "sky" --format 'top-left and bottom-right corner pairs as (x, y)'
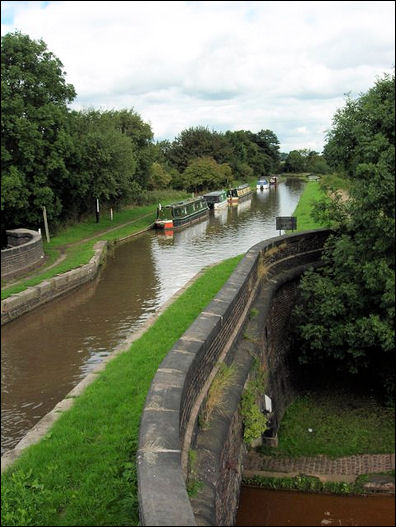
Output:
(1, 1), (394, 153)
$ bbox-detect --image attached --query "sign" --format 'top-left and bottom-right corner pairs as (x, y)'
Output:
(276, 216), (297, 231)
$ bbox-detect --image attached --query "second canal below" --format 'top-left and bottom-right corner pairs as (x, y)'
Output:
(2, 179), (304, 454)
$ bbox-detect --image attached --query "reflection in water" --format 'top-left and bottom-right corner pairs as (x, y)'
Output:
(1, 180), (304, 453)
(236, 487), (395, 526)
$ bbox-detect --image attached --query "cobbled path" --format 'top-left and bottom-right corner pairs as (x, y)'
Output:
(245, 451), (395, 476)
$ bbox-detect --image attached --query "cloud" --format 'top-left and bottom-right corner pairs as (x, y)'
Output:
(1, 0), (395, 152)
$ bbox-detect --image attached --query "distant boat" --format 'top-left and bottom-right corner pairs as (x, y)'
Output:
(203, 190), (228, 210)
(154, 196), (209, 230)
(256, 179), (269, 190)
(227, 183), (254, 204)
(269, 176), (278, 185)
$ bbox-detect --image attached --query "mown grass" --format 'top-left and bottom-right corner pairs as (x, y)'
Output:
(1, 253), (244, 527)
(1, 191), (190, 300)
(259, 387), (395, 458)
(289, 180), (331, 232)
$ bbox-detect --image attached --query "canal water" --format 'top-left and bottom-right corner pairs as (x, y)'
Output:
(235, 486), (395, 526)
(2, 178), (393, 525)
(1, 179), (304, 454)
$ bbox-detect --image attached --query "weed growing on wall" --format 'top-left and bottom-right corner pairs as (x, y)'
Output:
(200, 362), (237, 428)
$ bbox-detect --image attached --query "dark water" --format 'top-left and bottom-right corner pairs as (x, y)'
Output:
(236, 487), (395, 526)
(2, 180), (303, 453)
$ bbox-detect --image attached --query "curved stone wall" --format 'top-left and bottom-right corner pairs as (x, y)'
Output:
(137, 228), (332, 526)
(1, 229), (44, 279)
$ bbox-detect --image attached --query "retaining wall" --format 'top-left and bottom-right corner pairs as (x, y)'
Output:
(1, 229), (45, 279)
(137, 228), (332, 526)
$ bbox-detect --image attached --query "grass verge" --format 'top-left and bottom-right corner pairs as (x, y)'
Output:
(1, 253), (244, 527)
(289, 180), (330, 232)
(242, 471), (395, 495)
(258, 387), (395, 458)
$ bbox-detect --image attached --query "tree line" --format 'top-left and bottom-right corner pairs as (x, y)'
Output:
(293, 72), (395, 403)
(3, 31), (323, 242)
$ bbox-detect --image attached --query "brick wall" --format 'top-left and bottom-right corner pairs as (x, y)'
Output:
(137, 228), (332, 526)
(1, 229), (44, 279)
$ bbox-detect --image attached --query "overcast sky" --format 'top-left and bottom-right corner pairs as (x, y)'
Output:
(1, 1), (394, 153)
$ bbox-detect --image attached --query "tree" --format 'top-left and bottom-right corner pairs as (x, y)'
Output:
(283, 150), (306, 172)
(293, 73), (395, 403)
(1, 31), (76, 235)
(181, 156), (232, 193)
(67, 110), (140, 213)
(166, 126), (232, 173)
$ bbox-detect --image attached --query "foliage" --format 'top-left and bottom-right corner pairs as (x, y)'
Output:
(240, 385), (268, 445)
(292, 73), (395, 402)
(283, 149), (330, 174)
(181, 156), (232, 192)
(242, 473), (375, 495)
(200, 362), (237, 428)
(240, 361), (269, 446)
(1, 31), (76, 235)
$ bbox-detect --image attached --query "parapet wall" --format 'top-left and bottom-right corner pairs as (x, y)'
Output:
(1, 229), (44, 279)
(137, 228), (332, 526)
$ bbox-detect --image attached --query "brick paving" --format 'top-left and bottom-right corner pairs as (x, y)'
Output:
(245, 451), (395, 476)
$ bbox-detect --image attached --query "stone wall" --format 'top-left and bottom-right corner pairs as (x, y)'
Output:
(1, 241), (108, 325)
(1, 229), (44, 279)
(137, 228), (332, 526)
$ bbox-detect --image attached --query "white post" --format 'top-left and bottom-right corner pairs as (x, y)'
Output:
(110, 208), (113, 221)
(42, 206), (50, 243)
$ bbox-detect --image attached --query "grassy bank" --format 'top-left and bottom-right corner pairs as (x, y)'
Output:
(259, 387), (395, 458)
(1, 254), (243, 527)
(290, 180), (330, 232)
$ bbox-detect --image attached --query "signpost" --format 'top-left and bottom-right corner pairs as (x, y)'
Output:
(276, 216), (297, 235)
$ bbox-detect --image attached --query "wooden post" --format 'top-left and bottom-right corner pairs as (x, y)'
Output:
(42, 206), (50, 243)
(96, 198), (100, 223)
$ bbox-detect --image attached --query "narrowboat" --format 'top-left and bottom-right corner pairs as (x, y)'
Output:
(269, 176), (278, 185)
(256, 178), (269, 190)
(154, 196), (209, 230)
(227, 183), (254, 204)
(203, 190), (228, 210)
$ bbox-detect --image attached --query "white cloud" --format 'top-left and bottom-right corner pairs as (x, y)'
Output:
(1, 0), (395, 152)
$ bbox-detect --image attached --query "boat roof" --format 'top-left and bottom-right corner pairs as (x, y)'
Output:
(204, 190), (226, 197)
(257, 178), (268, 182)
(164, 196), (205, 208)
(230, 183), (249, 190)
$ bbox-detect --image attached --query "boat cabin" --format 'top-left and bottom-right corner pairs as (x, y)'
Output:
(203, 190), (228, 209)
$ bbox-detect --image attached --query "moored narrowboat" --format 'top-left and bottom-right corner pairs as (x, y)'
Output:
(256, 178), (269, 190)
(227, 183), (253, 204)
(154, 196), (209, 230)
(203, 190), (228, 210)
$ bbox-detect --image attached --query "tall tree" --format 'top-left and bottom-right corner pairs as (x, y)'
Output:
(293, 73), (395, 402)
(1, 31), (76, 235)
